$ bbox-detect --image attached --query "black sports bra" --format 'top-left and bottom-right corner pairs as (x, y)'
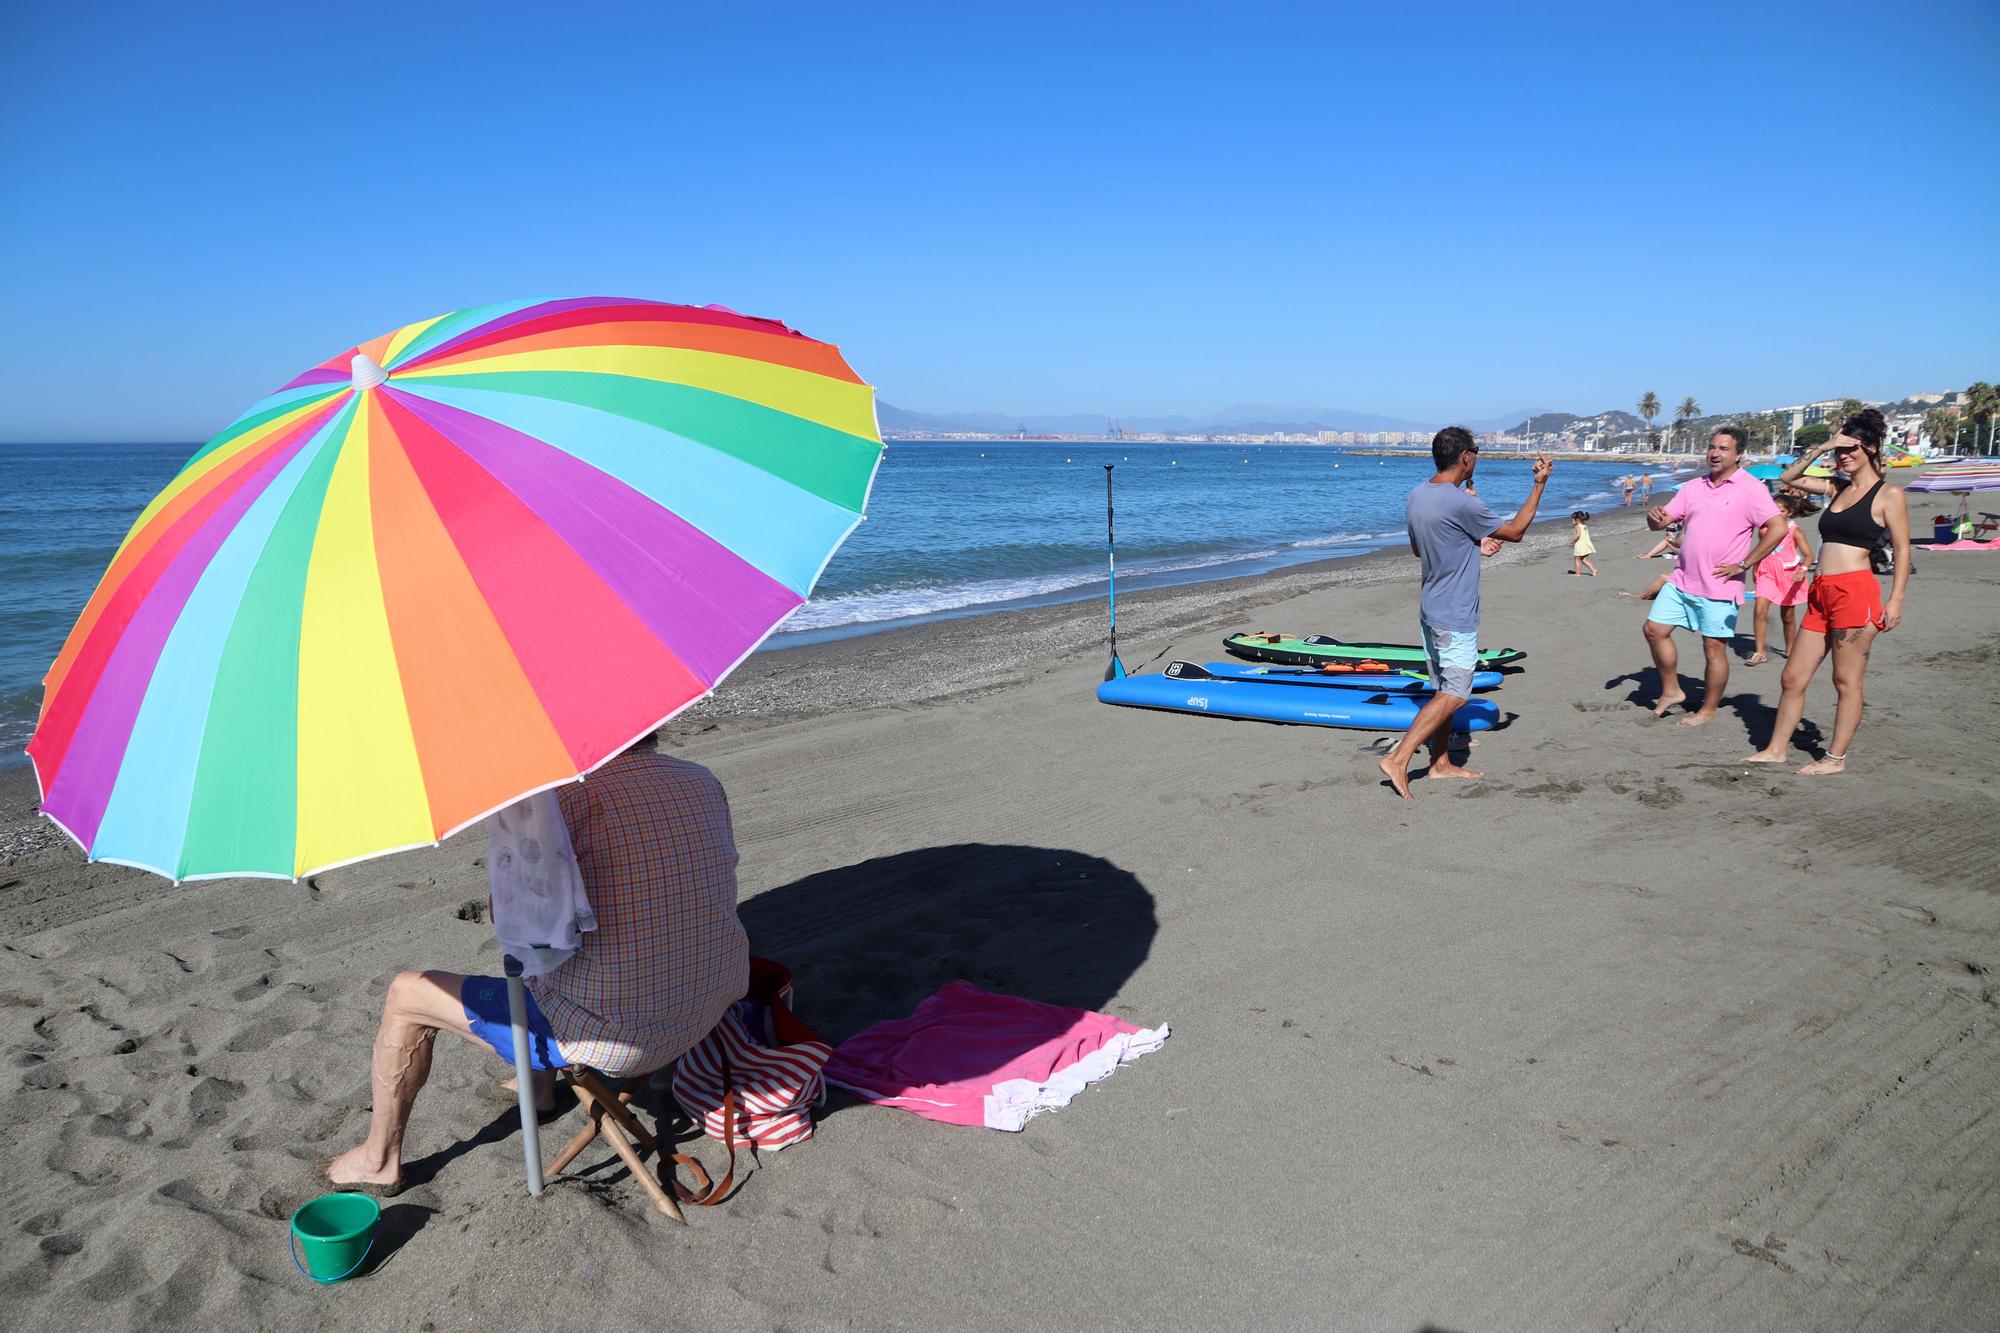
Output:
(1819, 476), (1888, 550)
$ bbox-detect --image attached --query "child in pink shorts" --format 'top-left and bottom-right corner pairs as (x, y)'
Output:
(1747, 493), (1815, 664)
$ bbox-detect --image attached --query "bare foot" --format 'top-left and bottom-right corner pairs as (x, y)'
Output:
(1423, 761), (1484, 781)
(1796, 757), (1848, 776)
(1677, 711), (1717, 728)
(1740, 751), (1786, 764)
(1650, 692), (1686, 718)
(500, 1073), (557, 1113)
(1744, 653), (1767, 665)
(1377, 754), (1414, 800)
(326, 1144), (402, 1192)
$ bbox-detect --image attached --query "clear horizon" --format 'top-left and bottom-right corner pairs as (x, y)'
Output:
(3, 3), (1996, 443)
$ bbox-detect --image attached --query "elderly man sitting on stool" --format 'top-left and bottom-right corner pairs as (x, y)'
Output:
(326, 738), (748, 1197)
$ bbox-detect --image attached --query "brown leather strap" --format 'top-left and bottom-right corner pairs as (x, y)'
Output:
(662, 1053), (737, 1206)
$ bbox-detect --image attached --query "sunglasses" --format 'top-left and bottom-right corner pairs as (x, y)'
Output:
(1832, 444), (1862, 455)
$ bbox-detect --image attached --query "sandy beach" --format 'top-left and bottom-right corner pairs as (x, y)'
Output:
(2, 508), (1996, 1331)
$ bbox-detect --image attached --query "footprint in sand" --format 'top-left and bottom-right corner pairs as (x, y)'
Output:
(188, 1077), (244, 1121)
(75, 1247), (149, 1302)
(37, 1234), (84, 1263)
(1879, 901), (1937, 926)
(20, 1208), (65, 1237)
(228, 975), (272, 1004)
(221, 1014), (298, 1054)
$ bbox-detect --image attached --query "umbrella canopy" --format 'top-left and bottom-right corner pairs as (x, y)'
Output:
(1746, 464), (1784, 480)
(29, 297), (883, 883)
(1907, 461), (2000, 493)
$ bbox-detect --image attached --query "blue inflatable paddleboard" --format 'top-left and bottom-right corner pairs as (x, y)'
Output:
(1177, 661), (1504, 693)
(1097, 671), (1500, 731)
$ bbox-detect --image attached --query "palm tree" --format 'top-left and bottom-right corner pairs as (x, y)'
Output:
(1637, 392), (1660, 450)
(1831, 398), (1865, 430)
(1767, 410), (1792, 454)
(1964, 380), (1998, 455)
(1922, 408), (1961, 457)
(1674, 396), (1700, 452)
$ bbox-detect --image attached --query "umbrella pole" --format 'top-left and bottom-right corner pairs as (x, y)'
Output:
(503, 956), (545, 1196)
(1103, 464), (1126, 681)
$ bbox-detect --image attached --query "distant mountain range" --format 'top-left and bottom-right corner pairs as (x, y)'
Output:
(877, 401), (1558, 436)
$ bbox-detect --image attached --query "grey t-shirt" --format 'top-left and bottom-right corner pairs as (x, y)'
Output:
(1405, 480), (1501, 630)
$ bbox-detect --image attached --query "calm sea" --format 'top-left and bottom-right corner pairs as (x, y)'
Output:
(0, 439), (1655, 765)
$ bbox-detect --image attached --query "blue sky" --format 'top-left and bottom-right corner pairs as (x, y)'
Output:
(3, 2), (1996, 440)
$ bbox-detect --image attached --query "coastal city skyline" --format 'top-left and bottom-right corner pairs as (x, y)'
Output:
(879, 382), (1991, 452)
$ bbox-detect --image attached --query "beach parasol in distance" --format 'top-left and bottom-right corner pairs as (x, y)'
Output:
(27, 295), (884, 1189)
(1906, 461), (2000, 493)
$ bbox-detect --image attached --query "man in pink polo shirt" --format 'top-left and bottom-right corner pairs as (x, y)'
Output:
(1642, 426), (1789, 726)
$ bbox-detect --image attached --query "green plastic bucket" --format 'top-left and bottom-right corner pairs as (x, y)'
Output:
(290, 1192), (380, 1283)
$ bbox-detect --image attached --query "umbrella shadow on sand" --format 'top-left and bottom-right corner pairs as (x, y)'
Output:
(738, 842), (1158, 1046)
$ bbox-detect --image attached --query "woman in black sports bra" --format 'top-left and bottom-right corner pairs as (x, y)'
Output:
(1743, 409), (1911, 775)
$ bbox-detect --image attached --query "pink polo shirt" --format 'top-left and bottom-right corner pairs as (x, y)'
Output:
(1663, 468), (1781, 603)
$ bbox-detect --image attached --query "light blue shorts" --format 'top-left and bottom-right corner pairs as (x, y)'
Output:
(1648, 582), (1738, 639)
(1419, 622), (1478, 699)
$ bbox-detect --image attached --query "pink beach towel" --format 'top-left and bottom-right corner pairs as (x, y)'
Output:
(825, 982), (1168, 1131)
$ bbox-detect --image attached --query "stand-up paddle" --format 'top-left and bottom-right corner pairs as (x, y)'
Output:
(1103, 464), (1127, 681)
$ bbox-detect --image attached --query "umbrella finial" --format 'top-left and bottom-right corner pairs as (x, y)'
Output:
(351, 353), (389, 391)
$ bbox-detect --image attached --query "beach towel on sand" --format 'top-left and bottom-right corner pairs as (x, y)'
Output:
(487, 791), (596, 978)
(825, 982), (1169, 1131)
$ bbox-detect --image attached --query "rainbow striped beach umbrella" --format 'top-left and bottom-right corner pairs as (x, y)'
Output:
(29, 297), (884, 883)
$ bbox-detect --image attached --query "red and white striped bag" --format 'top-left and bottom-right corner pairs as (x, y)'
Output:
(672, 958), (830, 1158)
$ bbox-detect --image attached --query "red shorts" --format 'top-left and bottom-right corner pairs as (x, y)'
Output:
(1801, 569), (1885, 633)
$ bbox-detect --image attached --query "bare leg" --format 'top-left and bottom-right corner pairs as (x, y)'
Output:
(1583, 556), (1598, 575)
(1743, 630), (1830, 761)
(327, 970), (483, 1190)
(1799, 626), (1876, 775)
(1643, 621), (1685, 715)
(1422, 703), (1482, 782)
(1619, 573), (1670, 601)
(1747, 599), (1769, 665)
(1779, 603), (1798, 657)
(1378, 691), (1467, 799)
(499, 1069), (558, 1113)
(1680, 635), (1730, 726)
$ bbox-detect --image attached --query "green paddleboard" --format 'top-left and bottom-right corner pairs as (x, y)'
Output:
(1223, 632), (1526, 669)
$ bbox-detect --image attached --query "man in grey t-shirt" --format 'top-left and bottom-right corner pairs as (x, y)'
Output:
(1378, 428), (1552, 799)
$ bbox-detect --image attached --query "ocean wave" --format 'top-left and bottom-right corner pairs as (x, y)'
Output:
(784, 541), (1356, 632)
(1286, 531), (1390, 549)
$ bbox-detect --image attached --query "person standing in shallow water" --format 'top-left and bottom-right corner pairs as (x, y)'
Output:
(1742, 409), (1911, 774)
(1378, 427), (1552, 799)
(1639, 426), (1789, 727)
